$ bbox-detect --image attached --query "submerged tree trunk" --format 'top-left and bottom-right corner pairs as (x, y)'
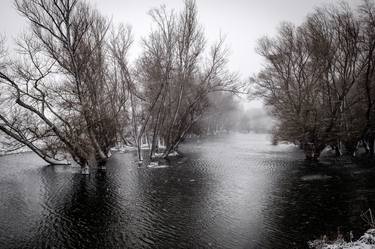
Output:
(136, 135), (143, 162)
(304, 143), (324, 161)
(334, 140), (343, 157)
(370, 136), (375, 158)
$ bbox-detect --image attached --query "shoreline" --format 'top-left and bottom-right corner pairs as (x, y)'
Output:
(309, 229), (375, 249)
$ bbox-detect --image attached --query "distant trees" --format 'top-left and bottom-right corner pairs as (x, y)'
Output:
(189, 92), (273, 136)
(0, 0), (241, 170)
(198, 93), (240, 135)
(254, 0), (375, 160)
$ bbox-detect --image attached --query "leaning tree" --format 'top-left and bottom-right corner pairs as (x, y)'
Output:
(0, 0), (129, 171)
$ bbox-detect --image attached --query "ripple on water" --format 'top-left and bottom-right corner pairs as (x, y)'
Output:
(301, 174), (333, 181)
(1, 134), (375, 249)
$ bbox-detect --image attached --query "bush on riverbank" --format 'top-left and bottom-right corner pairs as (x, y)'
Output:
(309, 229), (375, 249)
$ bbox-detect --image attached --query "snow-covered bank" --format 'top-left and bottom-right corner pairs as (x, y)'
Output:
(309, 229), (375, 249)
(110, 145), (137, 153)
(110, 144), (180, 157)
(147, 161), (168, 168)
(0, 146), (31, 156)
(151, 150), (179, 158)
(110, 144), (160, 153)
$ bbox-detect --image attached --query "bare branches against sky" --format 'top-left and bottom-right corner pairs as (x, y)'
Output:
(0, 0), (361, 77)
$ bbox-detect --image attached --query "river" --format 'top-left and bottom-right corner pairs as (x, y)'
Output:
(0, 133), (374, 248)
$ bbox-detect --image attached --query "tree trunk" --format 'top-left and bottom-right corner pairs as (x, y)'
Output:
(304, 143), (323, 161)
(136, 135), (143, 162)
(335, 141), (343, 157)
(370, 136), (374, 158)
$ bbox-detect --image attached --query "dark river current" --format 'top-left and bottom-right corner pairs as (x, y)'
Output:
(1, 134), (374, 249)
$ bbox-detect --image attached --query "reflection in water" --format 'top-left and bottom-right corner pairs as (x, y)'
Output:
(0, 134), (375, 249)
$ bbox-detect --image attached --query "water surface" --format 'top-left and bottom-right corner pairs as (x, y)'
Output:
(0, 134), (374, 249)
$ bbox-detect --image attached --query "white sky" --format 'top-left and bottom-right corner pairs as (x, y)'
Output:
(0, 0), (360, 108)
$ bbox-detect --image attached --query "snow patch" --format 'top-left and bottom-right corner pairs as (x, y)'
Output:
(111, 145), (136, 153)
(152, 152), (164, 158)
(168, 151), (179, 157)
(151, 151), (179, 159)
(147, 162), (168, 169)
(0, 147), (31, 156)
(309, 229), (375, 249)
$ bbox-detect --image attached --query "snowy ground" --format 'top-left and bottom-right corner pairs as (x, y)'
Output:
(309, 229), (375, 249)
(0, 146), (31, 156)
(110, 144), (165, 153)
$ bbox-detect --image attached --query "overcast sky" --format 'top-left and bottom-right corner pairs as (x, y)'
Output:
(0, 0), (360, 107)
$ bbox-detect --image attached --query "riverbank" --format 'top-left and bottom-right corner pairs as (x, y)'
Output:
(309, 229), (375, 249)
(0, 146), (31, 156)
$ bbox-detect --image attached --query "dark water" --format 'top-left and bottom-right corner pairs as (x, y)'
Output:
(1, 134), (375, 249)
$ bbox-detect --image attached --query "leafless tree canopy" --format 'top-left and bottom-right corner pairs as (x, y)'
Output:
(4, 0), (373, 166)
(0, 0), (240, 169)
(254, 0), (375, 160)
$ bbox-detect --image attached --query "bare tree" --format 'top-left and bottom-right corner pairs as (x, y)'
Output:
(0, 0), (243, 169)
(108, 24), (143, 160)
(137, 0), (240, 160)
(0, 0), (125, 171)
(254, 1), (373, 160)
(358, 0), (375, 157)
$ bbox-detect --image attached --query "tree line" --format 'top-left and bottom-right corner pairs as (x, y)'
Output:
(2, 0), (374, 168)
(0, 0), (241, 171)
(190, 93), (273, 135)
(254, 0), (375, 160)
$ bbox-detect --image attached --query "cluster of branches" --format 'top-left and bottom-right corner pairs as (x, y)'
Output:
(122, 1), (240, 161)
(0, 0), (240, 169)
(254, 0), (375, 160)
